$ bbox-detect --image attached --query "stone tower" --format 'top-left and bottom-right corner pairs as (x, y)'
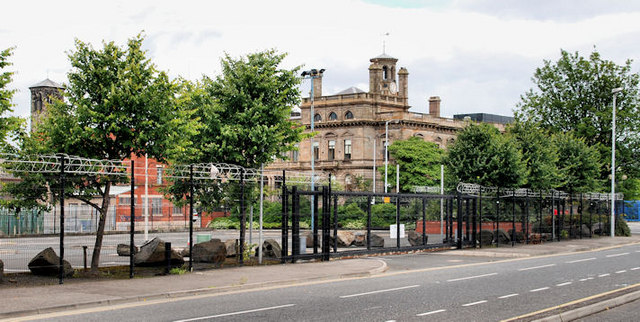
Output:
(369, 53), (399, 95)
(29, 79), (63, 132)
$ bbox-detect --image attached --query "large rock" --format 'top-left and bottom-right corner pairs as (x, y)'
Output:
(224, 239), (238, 257)
(479, 230), (494, 246)
(303, 231), (321, 248)
(134, 237), (184, 267)
(495, 229), (511, 244)
(592, 222), (605, 235)
(259, 239), (282, 259)
(369, 233), (384, 247)
(408, 230), (428, 246)
(336, 231), (355, 247)
(28, 247), (74, 277)
(191, 239), (227, 264)
(117, 243), (139, 257)
(581, 224), (591, 237)
(353, 232), (366, 247)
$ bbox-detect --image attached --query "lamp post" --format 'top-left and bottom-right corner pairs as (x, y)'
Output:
(385, 121), (390, 193)
(611, 87), (623, 237)
(301, 68), (325, 232)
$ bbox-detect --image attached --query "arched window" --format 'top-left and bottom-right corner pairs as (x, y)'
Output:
(314, 114), (322, 122)
(329, 112), (337, 120)
(383, 66), (388, 80)
(345, 111), (354, 119)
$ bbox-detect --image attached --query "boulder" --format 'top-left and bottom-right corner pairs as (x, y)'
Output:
(259, 239), (282, 259)
(495, 229), (511, 244)
(336, 231), (355, 247)
(303, 231), (321, 248)
(592, 222), (604, 235)
(479, 230), (494, 246)
(369, 233), (384, 248)
(28, 247), (74, 277)
(191, 239), (227, 264)
(224, 239), (238, 257)
(134, 237), (184, 267)
(116, 243), (139, 257)
(581, 224), (591, 237)
(353, 232), (366, 247)
(408, 230), (427, 246)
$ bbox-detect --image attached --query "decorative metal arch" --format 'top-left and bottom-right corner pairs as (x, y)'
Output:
(456, 182), (623, 201)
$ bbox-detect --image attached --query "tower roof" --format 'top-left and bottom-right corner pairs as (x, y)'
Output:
(336, 86), (365, 95)
(372, 53), (396, 60)
(29, 78), (63, 89)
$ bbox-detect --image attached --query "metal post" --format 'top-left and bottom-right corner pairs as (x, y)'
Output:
(396, 195), (400, 249)
(83, 246), (88, 271)
(611, 87), (622, 238)
(525, 190), (529, 244)
(164, 242), (171, 275)
(130, 160), (135, 278)
(551, 191), (555, 241)
(281, 170), (288, 263)
(385, 120), (389, 193)
(457, 193), (463, 249)
(58, 154), (65, 285)
(189, 165), (194, 271)
(239, 169), (246, 266)
(579, 193), (583, 239)
(144, 154), (149, 241)
(313, 187), (319, 254)
(512, 190), (516, 247)
(259, 163), (264, 264)
(495, 188), (500, 247)
(440, 164), (444, 242)
(373, 139), (376, 197)
(422, 197), (427, 245)
(291, 186), (299, 263)
(333, 192), (338, 252)
(479, 189), (483, 248)
(367, 195), (372, 250)
(472, 197), (477, 248)
(310, 76), (315, 234)
(249, 206), (253, 245)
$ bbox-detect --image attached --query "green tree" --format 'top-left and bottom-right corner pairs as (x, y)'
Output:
(0, 47), (24, 151)
(9, 34), (193, 272)
(515, 49), (640, 192)
(508, 121), (560, 190)
(383, 136), (443, 192)
(553, 132), (601, 193)
(445, 123), (525, 188)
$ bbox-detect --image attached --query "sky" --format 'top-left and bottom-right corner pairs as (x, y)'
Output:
(2, 0), (640, 129)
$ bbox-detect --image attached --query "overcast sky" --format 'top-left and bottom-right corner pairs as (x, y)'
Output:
(2, 0), (640, 128)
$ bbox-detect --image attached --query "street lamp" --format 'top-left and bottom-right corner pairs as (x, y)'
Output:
(611, 86), (623, 238)
(301, 68), (325, 231)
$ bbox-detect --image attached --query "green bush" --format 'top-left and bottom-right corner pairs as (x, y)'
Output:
(339, 203), (367, 220)
(615, 217), (631, 237)
(341, 219), (366, 229)
(208, 217), (239, 229)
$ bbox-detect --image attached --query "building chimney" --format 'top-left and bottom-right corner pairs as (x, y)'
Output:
(429, 96), (441, 117)
(313, 74), (323, 98)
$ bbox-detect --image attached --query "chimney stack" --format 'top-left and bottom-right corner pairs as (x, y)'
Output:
(429, 96), (441, 117)
(313, 74), (323, 98)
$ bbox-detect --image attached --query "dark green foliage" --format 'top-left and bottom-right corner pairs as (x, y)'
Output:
(0, 47), (24, 151)
(553, 132), (601, 192)
(508, 121), (560, 190)
(384, 137), (443, 192)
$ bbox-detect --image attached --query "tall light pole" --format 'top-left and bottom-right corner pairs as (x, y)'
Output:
(385, 120), (390, 193)
(611, 86), (623, 238)
(301, 69), (324, 232)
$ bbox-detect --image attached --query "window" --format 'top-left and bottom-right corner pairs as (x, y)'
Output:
(345, 111), (354, 119)
(152, 198), (163, 216)
(119, 196), (131, 206)
(314, 114), (322, 122)
(383, 66), (388, 80)
(292, 144), (299, 162)
(344, 139), (352, 160)
(156, 166), (163, 184)
(328, 140), (336, 161)
(329, 112), (337, 120)
(172, 204), (182, 215)
(313, 142), (320, 160)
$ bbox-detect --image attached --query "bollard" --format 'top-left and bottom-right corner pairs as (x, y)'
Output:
(165, 242), (171, 274)
(83, 246), (88, 270)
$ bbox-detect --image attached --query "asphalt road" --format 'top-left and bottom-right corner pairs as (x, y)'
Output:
(24, 243), (640, 321)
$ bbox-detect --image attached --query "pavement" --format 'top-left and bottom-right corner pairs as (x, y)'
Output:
(1, 223), (640, 320)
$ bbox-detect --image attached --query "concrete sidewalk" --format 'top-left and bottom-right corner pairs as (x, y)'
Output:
(1, 231), (639, 319)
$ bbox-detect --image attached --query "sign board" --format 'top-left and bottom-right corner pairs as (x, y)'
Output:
(390, 224), (405, 239)
(384, 197), (391, 203)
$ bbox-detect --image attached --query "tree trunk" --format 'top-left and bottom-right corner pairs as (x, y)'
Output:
(90, 182), (111, 273)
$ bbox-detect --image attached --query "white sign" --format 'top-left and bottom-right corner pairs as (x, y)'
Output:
(390, 224), (405, 239)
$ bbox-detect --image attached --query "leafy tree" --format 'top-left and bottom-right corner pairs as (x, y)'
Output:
(8, 34), (193, 272)
(445, 123), (525, 188)
(0, 47), (24, 151)
(383, 136), (443, 192)
(515, 49), (640, 191)
(508, 121), (560, 190)
(553, 132), (601, 193)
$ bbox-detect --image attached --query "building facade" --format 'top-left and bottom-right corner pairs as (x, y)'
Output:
(269, 53), (504, 191)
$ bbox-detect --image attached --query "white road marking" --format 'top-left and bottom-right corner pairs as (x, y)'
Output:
(598, 273), (610, 277)
(579, 278), (588, 282)
(446, 272), (497, 282)
(606, 252), (630, 258)
(416, 309), (446, 316)
(616, 270), (627, 274)
(566, 257), (596, 264)
(630, 267), (640, 271)
(339, 285), (420, 298)
(518, 264), (556, 271)
(498, 293), (519, 299)
(530, 287), (550, 292)
(462, 300), (487, 307)
(173, 304), (295, 321)
(556, 282), (572, 287)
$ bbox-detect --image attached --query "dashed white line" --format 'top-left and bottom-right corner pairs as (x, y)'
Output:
(566, 257), (596, 264)
(598, 273), (610, 277)
(556, 282), (572, 287)
(606, 252), (630, 258)
(462, 300), (487, 307)
(630, 267), (640, 271)
(530, 287), (550, 292)
(616, 270), (627, 274)
(339, 285), (420, 298)
(518, 264), (556, 271)
(579, 278), (588, 282)
(416, 309), (446, 316)
(446, 272), (498, 282)
(173, 304), (295, 321)
(498, 293), (519, 299)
